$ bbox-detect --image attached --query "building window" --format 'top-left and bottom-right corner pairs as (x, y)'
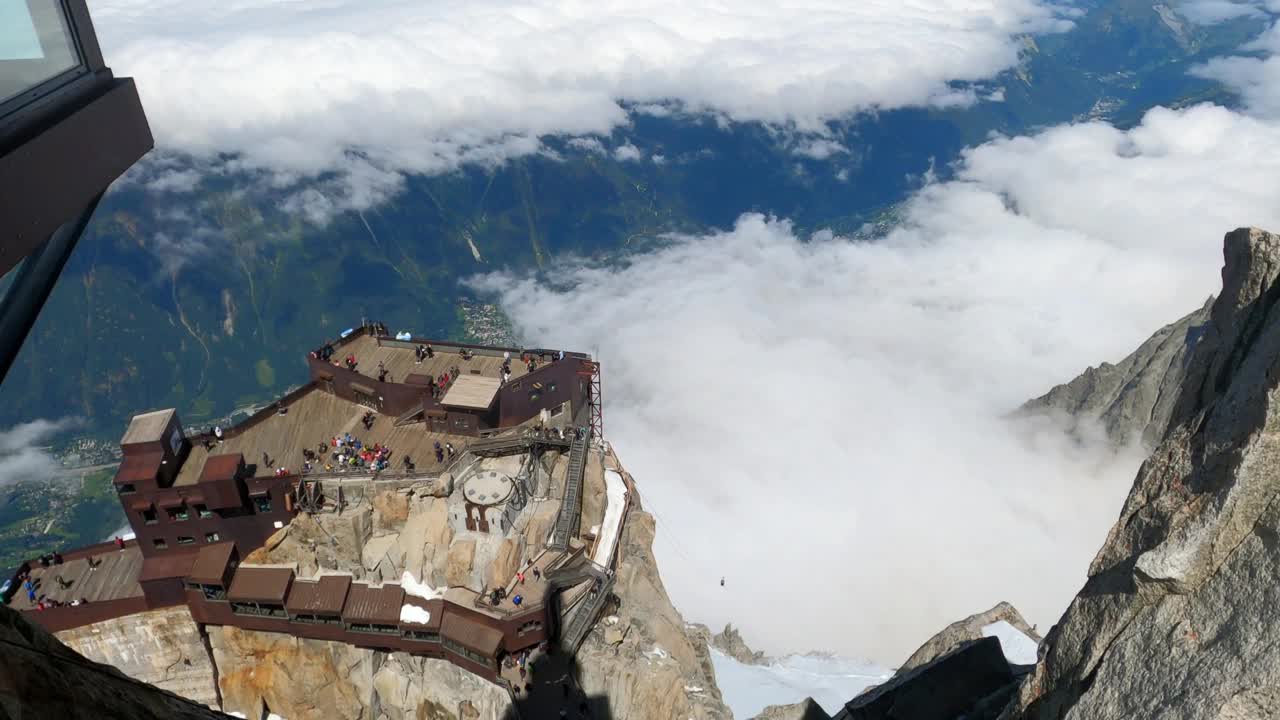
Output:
(517, 620), (544, 636)
(349, 623), (399, 635)
(117, 483), (136, 494)
(202, 585), (227, 602)
(205, 532), (221, 543)
(253, 495), (272, 513)
(231, 602), (286, 618)
(153, 538), (168, 550)
(453, 418), (468, 429)
(167, 507), (189, 521)
(403, 630), (439, 642)
(442, 637), (492, 667)
(547, 382), (557, 393)
(551, 403), (565, 417)
(510, 382), (522, 391)
(195, 504), (213, 519)
(177, 536), (195, 545)
(142, 508), (158, 525)
(528, 390), (541, 402)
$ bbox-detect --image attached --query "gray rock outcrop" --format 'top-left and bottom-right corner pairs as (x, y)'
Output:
(56, 605), (221, 709)
(1004, 228), (1280, 719)
(0, 603), (232, 719)
(1019, 298), (1212, 451)
(711, 622), (770, 665)
(843, 637), (1021, 720)
(752, 697), (832, 720)
(898, 602), (1039, 674)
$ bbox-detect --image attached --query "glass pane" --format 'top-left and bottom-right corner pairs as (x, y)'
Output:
(0, 1), (81, 105)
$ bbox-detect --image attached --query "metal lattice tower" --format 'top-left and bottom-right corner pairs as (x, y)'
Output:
(578, 360), (604, 445)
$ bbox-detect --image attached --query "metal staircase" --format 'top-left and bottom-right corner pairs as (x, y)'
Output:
(548, 429), (588, 551)
(558, 572), (615, 655)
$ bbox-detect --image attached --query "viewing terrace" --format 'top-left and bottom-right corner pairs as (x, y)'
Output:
(174, 386), (477, 487)
(335, 334), (537, 387)
(8, 544), (144, 610)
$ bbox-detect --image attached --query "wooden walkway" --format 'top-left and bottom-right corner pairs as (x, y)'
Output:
(176, 389), (480, 486)
(9, 546), (144, 609)
(340, 335), (534, 387)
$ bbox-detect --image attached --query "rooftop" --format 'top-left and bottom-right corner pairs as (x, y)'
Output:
(285, 574), (352, 616)
(174, 386), (477, 486)
(441, 610), (504, 655)
(343, 582), (404, 624)
(121, 408), (174, 446)
(188, 542), (237, 586)
(227, 565), (295, 604)
(442, 375), (502, 410)
(9, 546), (144, 610)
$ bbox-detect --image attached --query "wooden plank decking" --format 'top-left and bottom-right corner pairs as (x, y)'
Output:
(9, 546), (144, 609)
(176, 388), (482, 486)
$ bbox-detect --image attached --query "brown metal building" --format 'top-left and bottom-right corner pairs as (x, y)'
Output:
(285, 575), (352, 624)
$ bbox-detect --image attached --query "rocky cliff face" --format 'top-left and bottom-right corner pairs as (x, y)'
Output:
(56, 605), (221, 709)
(1019, 298), (1212, 451)
(208, 626), (509, 720)
(211, 448), (729, 720)
(898, 602), (1039, 674)
(1005, 228), (1280, 719)
(0, 604), (232, 719)
(575, 503), (730, 720)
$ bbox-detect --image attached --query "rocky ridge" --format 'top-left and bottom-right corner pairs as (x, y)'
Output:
(1003, 228), (1280, 719)
(1019, 298), (1212, 452)
(897, 602), (1039, 674)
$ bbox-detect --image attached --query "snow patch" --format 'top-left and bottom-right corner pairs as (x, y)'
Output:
(402, 571), (444, 600)
(592, 469), (628, 566)
(400, 603), (431, 625)
(710, 648), (891, 719)
(981, 620), (1039, 665)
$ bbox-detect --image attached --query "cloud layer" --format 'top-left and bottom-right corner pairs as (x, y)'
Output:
(93, 0), (1069, 205)
(473, 102), (1280, 662)
(0, 418), (82, 487)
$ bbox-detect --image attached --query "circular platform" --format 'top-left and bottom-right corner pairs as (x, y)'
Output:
(464, 470), (515, 506)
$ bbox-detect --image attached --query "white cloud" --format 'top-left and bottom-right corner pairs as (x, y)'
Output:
(0, 418), (83, 487)
(1193, 21), (1280, 117)
(93, 0), (1072, 215)
(651, 153), (667, 165)
(568, 137), (607, 155)
(613, 142), (643, 162)
(472, 102), (1280, 663)
(793, 138), (849, 160)
(1176, 0), (1277, 24)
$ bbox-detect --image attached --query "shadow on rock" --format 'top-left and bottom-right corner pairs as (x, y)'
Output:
(501, 647), (614, 720)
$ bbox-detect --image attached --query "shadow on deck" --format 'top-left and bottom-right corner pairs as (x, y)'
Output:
(501, 648), (614, 720)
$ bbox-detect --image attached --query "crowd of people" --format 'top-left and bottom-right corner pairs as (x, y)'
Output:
(302, 432), (397, 474)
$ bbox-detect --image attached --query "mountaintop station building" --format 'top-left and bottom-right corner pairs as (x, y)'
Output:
(2, 322), (622, 687)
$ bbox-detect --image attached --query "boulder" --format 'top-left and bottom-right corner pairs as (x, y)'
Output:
(361, 532), (402, 580)
(752, 698), (831, 720)
(371, 489), (410, 530)
(897, 602), (1038, 673)
(487, 537), (523, 589)
(445, 539), (477, 588)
